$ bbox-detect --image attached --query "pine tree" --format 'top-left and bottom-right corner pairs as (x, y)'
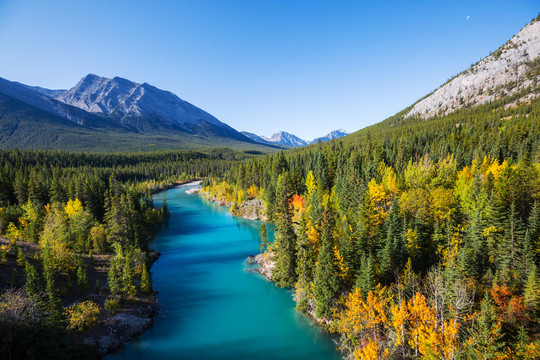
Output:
(259, 222), (268, 254)
(313, 210), (341, 318)
(527, 201), (540, 262)
(122, 255), (136, 298)
(140, 262), (153, 295)
(24, 261), (40, 299)
(77, 257), (88, 293)
(524, 263), (539, 314)
(466, 293), (505, 360)
(43, 265), (65, 329)
(162, 194), (168, 217)
(107, 258), (120, 296)
(355, 253), (375, 298)
(272, 174), (297, 287)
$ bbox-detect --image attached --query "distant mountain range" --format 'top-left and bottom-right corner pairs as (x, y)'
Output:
(0, 73), (348, 152)
(0, 74), (279, 152)
(242, 129), (348, 147)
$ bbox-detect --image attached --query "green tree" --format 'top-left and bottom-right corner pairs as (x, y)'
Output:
(465, 293), (505, 360)
(140, 262), (153, 295)
(259, 222), (268, 254)
(313, 210), (340, 318)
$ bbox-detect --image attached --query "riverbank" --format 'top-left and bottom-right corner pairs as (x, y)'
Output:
(195, 190), (338, 341)
(105, 185), (341, 360)
(0, 237), (160, 359)
(77, 250), (161, 358)
(199, 191), (267, 221)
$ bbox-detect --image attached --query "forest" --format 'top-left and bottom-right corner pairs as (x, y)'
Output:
(202, 95), (540, 359)
(0, 81), (539, 360)
(0, 148), (252, 359)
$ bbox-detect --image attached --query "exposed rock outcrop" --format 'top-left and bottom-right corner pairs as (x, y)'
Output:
(407, 17), (540, 119)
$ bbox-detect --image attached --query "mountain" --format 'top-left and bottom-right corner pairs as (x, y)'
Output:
(406, 18), (540, 119)
(0, 74), (276, 152)
(331, 15), (540, 152)
(309, 129), (348, 144)
(56, 74), (249, 140)
(241, 131), (275, 145)
(262, 131), (308, 147)
(0, 77), (124, 130)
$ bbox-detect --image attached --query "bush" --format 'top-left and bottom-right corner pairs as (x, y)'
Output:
(64, 301), (100, 332)
(104, 298), (120, 314)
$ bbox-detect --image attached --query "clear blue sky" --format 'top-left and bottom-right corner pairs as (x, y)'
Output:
(0, 1), (537, 140)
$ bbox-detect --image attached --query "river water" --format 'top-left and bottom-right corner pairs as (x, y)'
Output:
(107, 184), (340, 360)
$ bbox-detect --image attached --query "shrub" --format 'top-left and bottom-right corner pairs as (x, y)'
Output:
(104, 298), (120, 314)
(64, 300), (100, 332)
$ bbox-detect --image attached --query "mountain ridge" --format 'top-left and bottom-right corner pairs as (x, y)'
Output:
(406, 16), (540, 119)
(0, 74), (276, 152)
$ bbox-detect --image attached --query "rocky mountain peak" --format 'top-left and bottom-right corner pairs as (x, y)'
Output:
(407, 17), (540, 119)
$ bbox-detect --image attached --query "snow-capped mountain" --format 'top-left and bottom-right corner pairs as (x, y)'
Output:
(407, 17), (540, 119)
(56, 74), (245, 138)
(309, 129), (348, 144)
(262, 131), (308, 147)
(243, 129), (349, 147)
(241, 131), (274, 145)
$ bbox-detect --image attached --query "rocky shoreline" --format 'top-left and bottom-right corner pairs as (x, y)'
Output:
(81, 250), (161, 358)
(248, 253), (275, 280)
(200, 191), (267, 222)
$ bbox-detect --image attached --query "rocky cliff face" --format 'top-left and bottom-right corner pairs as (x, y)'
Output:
(407, 17), (540, 119)
(57, 74), (246, 137)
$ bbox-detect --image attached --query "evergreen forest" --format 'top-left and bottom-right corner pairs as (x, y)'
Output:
(202, 94), (540, 359)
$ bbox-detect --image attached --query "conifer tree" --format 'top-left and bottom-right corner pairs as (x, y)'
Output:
(272, 174), (297, 287)
(466, 293), (505, 360)
(122, 255), (136, 298)
(313, 210), (340, 318)
(140, 262), (153, 295)
(107, 258), (120, 296)
(259, 222), (268, 254)
(77, 257), (88, 293)
(355, 254), (375, 298)
(162, 194), (168, 217)
(24, 261), (40, 299)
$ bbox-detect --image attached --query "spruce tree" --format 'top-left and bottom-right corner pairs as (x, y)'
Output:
(272, 174), (297, 287)
(466, 293), (505, 360)
(140, 262), (153, 295)
(77, 257), (88, 293)
(24, 261), (40, 299)
(107, 258), (120, 296)
(313, 210), (340, 318)
(259, 222), (268, 254)
(355, 253), (375, 298)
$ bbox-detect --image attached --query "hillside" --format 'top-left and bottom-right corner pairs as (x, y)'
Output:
(287, 16), (540, 158)
(407, 16), (540, 119)
(0, 75), (278, 152)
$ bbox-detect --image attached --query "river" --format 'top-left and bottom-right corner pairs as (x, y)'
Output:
(107, 184), (340, 360)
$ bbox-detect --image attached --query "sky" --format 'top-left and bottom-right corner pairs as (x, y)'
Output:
(0, 1), (538, 140)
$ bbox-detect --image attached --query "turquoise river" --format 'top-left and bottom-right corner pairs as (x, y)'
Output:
(107, 184), (340, 360)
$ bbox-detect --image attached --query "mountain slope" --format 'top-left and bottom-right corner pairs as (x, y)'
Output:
(407, 17), (540, 119)
(262, 131), (307, 147)
(57, 74), (248, 141)
(309, 129), (348, 144)
(241, 131), (274, 144)
(0, 77), (124, 130)
(0, 75), (277, 152)
(286, 16), (540, 158)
